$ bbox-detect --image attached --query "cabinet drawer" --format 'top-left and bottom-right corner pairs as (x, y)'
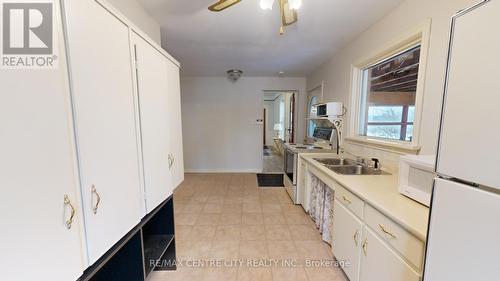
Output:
(334, 184), (364, 219)
(364, 204), (424, 270)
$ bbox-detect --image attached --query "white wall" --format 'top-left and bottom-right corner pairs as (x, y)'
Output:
(105, 0), (161, 44)
(307, 0), (477, 172)
(181, 77), (307, 173)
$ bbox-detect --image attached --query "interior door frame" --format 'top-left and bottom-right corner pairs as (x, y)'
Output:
(289, 93), (296, 143)
(261, 90), (299, 173)
(263, 108), (267, 146)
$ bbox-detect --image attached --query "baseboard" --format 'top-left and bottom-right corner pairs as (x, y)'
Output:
(185, 169), (262, 174)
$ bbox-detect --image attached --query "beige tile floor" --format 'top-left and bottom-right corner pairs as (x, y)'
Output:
(149, 174), (348, 281)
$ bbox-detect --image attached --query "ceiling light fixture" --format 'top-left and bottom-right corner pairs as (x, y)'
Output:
(288, 0), (302, 10)
(260, 0), (275, 10)
(208, 0), (242, 12)
(209, 0), (300, 35)
(227, 69), (243, 82)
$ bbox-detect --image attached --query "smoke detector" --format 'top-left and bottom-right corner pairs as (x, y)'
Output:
(227, 69), (243, 82)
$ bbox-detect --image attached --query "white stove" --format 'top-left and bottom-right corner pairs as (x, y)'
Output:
(283, 127), (339, 204)
(285, 143), (333, 153)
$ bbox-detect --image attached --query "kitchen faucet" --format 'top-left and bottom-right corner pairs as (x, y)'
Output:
(330, 123), (341, 154)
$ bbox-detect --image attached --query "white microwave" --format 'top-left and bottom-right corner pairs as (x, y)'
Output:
(316, 102), (344, 117)
(398, 155), (436, 207)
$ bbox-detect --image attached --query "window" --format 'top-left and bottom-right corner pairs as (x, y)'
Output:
(357, 45), (421, 142)
(307, 95), (318, 137)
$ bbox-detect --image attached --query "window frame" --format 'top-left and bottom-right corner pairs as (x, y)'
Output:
(305, 81), (324, 140)
(347, 20), (431, 152)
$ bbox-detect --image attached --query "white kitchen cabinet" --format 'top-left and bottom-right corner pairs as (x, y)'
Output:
(333, 200), (363, 281)
(63, 0), (144, 264)
(359, 227), (420, 281)
(132, 32), (172, 213)
(166, 58), (185, 190)
(0, 1), (85, 280)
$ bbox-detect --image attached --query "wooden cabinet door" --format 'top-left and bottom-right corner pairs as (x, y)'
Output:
(63, 0), (143, 264)
(0, 1), (85, 279)
(360, 227), (420, 281)
(166, 59), (184, 190)
(332, 199), (363, 281)
(132, 32), (172, 213)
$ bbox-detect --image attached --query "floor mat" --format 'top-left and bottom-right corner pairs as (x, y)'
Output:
(256, 173), (284, 187)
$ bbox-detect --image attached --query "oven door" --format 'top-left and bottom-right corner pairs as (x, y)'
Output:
(284, 148), (297, 185)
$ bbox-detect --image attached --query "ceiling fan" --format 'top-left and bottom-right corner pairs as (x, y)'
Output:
(208, 0), (302, 35)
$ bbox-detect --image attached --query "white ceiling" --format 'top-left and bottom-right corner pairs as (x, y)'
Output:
(139, 0), (404, 76)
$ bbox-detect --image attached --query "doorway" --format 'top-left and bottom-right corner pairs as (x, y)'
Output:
(262, 91), (297, 173)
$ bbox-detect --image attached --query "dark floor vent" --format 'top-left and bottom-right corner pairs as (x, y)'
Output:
(257, 174), (284, 187)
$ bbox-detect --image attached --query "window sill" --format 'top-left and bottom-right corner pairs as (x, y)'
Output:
(344, 136), (421, 154)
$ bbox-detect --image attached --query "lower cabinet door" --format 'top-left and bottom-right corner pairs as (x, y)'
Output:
(360, 227), (420, 281)
(332, 199), (363, 281)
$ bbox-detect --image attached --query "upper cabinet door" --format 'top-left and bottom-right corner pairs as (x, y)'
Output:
(166, 59), (185, 190)
(0, 1), (84, 280)
(63, 0), (143, 264)
(132, 32), (172, 213)
(436, 0), (500, 189)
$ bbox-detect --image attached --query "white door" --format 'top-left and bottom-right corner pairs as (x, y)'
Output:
(359, 227), (420, 281)
(63, 0), (143, 264)
(0, 2), (85, 279)
(166, 59), (185, 190)
(424, 178), (500, 281)
(332, 200), (363, 281)
(132, 32), (172, 213)
(436, 0), (500, 189)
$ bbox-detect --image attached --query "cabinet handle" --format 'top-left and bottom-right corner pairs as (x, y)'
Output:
(353, 230), (359, 246)
(64, 195), (75, 230)
(378, 224), (397, 239)
(362, 238), (368, 256)
(168, 154), (173, 170)
(342, 195), (352, 204)
(91, 185), (101, 214)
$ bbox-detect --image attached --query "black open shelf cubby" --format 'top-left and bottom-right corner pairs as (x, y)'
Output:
(142, 197), (176, 276)
(79, 195), (176, 281)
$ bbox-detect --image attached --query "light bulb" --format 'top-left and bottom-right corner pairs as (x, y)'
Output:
(288, 0), (302, 10)
(260, 0), (274, 10)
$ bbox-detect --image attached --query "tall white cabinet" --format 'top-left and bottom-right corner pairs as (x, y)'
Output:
(166, 58), (185, 190)
(63, 0), (144, 264)
(132, 32), (173, 212)
(1, 0), (183, 279)
(0, 1), (85, 280)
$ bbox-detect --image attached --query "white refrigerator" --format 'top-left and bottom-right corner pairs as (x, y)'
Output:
(424, 1), (500, 280)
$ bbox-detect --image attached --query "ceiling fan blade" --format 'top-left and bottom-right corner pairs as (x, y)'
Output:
(208, 0), (242, 12)
(281, 0), (297, 26)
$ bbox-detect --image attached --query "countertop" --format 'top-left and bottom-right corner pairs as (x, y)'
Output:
(300, 153), (429, 241)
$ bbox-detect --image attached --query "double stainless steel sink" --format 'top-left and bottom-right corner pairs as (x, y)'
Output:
(314, 158), (391, 175)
